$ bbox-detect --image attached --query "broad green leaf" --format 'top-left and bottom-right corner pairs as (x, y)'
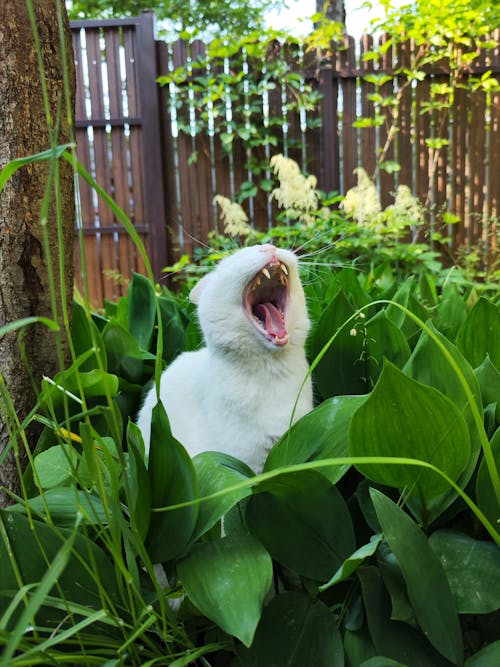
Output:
(404, 323), (482, 520)
(466, 640), (500, 667)
(0, 512), (121, 623)
(371, 490), (463, 665)
(158, 295), (189, 363)
(457, 297), (500, 369)
(247, 471), (355, 581)
(320, 534), (383, 591)
(377, 542), (415, 626)
(102, 320), (155, 383)
(475, 355), (500, 425)
(33, 445), (79, 490)
(434, 282), (467, 340)
(7, 488), (107, 527)
(177, 534), (272, 647)
(145, 401), (198, 562)
(385, 276), (414, 329)
(429, 530), (500, 614)
(238, 591), (343, 667)
(126, 421), (151, 540)
(72, 302), (107, 371)
(349, 361), (470, 500)
(358, 566), (453, 667)
(191, 451), (254, 542)
(335, 267), (371, 310)
(475, 427), (500, 526)
(128, 272), (157, 351)
(364, 310), (411, 385)
(264, 395), (367, 484)
(310, 290), (367, 399)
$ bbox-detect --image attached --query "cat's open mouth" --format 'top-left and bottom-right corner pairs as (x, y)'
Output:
(244, 259), (289, 346)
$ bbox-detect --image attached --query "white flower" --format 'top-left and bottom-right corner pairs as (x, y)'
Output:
(213, 195), (250, 237)
(341, 168), (381, 226)
(389, 185), (425, 225)
(270, 154), (319, 215)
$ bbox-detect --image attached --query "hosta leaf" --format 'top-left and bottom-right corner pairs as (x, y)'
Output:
(128, 272), (157, 351)
(191, 451), (254, 542)
(475, 427), (500, 527)
(429, 530), (500, 614)
(404, 323), (482, 520)
(310, 290), (367, 399)
(434, 282), (467, 340)
(247, 471), (355, 581)
(7, 488), (107, 527)
(358, 566), (454, 667)
(33, 445), (79, 490)
(475, 355), (500, 425)
(364, 310), (411, 385)
(319, 534), (383, 591)
(349, 360), (470, 501)
(72, 302), (107, 371)
(466, 640), (500, 666)
(126, 421), (151, 540)
(264, 395), (367, 484)
(238, 592), (343, 667)
(0, 512), (121, 622)
(371, 490), (463, 664)
(177, 534), (272, 647)
(457, 297), (500, 369)
(145, 401), (198, 562)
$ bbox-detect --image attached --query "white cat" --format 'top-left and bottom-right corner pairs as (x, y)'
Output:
(136, 244), (313, 473)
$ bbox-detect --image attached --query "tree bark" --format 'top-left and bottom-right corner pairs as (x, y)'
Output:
(0, 0), (75, 506)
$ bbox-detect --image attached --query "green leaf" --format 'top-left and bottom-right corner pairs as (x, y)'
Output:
(349, 361), (470, 501)
(247, 471), (355, 581)
(72, 302), (107, 371)
(191, 451), (254, 542)
(33, 445), (79, 490)
(126, 421), (151, 540)
(371, 490), (463, 664)
(145, 401), (198, 562)
(128, 272), (157, 351)
(158, 295), (189, 364)
(264, 395), (367, 484)
(0, 512), (121, 623)
(466, 640), (500, 667)
(359, 659), (406, 667)
(7, 488), (107, 527)
(475, 355), (500, 425)
(457, 297), (500, 368)
(320, 535), (383, 591)
(434, 282), (467, 340)
(429, 530), (500, 614)
(475, 427), (500, 526)
(177, 534), (272, 647)
(364, 311), (411, 385)
(0, 144), (73, 193)
(102, 320), (154, 383)
(238, 591), (343, 666)
(358, 566), (454, 667)
(404, 323), (482, 520)
(310, 291), (367, 399)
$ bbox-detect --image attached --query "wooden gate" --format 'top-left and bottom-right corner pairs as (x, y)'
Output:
(71, 11), (167, 307)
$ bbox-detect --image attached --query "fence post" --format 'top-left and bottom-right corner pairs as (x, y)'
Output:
(135, 10), (168, 279)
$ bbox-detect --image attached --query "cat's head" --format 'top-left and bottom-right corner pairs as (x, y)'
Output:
(190, 244), (310, 356)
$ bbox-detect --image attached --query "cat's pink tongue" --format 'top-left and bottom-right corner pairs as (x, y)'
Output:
(254, 302), (288, 343)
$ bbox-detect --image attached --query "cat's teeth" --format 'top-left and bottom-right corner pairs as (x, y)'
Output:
(262, 268), (271, 279)
(280, 263), (288, 276)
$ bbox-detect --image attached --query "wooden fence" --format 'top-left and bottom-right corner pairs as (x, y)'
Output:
(71, 13), (499, 307)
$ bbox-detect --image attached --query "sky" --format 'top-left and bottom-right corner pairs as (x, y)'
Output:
(265, 0), (390, 39)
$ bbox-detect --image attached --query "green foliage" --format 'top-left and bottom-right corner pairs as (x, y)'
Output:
(3, 240), (500, 663)
(67, 0), (285, 39)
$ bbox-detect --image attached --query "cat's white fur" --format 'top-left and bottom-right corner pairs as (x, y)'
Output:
(136, 244), (313, 472)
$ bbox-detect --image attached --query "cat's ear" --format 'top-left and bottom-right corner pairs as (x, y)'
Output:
(189, 272), (212, 304)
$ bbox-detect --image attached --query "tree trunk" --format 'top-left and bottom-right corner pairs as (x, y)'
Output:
(0, 0), (75, 506)
(316, 0), (346, 25)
